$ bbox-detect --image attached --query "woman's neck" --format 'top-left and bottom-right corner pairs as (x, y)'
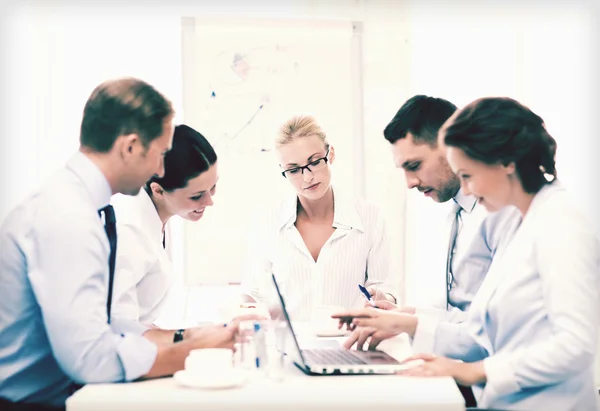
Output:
(513, 190), (536, 217)
(147, 188), (173, 231)
(296, 185), (334, 222)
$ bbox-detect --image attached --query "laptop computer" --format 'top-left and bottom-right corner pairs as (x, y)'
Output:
(271, 274), (409, 375)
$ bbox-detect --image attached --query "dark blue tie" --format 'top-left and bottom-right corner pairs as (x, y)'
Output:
(99, 205), (117, 324)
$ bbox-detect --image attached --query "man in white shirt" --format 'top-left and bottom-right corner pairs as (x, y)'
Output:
(376, 95), (521, 351)
(0, 78), (239, 410)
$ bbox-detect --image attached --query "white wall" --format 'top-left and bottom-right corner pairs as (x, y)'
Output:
(403, 1), (599, 305)
(1, 0), (598, 312)
(0, 0), (412, 304)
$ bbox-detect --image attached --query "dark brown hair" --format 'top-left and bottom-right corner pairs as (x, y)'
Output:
(146, 124), (217, 192)
(384, 95), (457, 146)
(80, 77), (174, 152)
(443, 97), (557, 194)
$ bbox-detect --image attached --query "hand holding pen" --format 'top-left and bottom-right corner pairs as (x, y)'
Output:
(358, 284), (378, 308)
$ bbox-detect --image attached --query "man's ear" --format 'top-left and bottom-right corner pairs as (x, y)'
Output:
(118, 133), (142, 161)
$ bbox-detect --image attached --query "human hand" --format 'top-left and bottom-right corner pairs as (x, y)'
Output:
(397, 353), (486, 386)
(186, 324), (238, 350)
(363, 300), (398, 310)
(366, 285), (397, 305)
(228, 313), (268, 328)
(362, 300), (415, 315)
(342, 326), (398, 350)
(332, 307), (418, 337)
(397, 306), (416, 314)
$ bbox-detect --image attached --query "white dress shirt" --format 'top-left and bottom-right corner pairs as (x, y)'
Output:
(0, 152), (156, 407)
(111, 189), (185, 327)
(412, 191), (522, 353)
(434, 181), (600, 410)
(241, 189), (397, 321)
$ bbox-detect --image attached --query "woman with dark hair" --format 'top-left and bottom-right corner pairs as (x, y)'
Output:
(335, 98), (598, 410)
(111, 124), (218, 327)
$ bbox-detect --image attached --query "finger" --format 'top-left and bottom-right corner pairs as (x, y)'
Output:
(400, 353), (437, 364)
(367, 334), (384, 351)
(373, 300), (396, 310)
(355, 329), (375, 351)
(342, 331), (360, 349)
(352, 318), (377, 328)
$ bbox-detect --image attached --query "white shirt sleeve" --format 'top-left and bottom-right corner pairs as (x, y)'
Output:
(411, 306), (468, 353)
(29, 210), (157, 383)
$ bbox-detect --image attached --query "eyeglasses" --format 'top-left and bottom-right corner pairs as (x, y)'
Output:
(281, 149), (330, 179)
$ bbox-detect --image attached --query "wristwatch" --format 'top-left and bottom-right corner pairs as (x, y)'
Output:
(173, 329), (185, 343)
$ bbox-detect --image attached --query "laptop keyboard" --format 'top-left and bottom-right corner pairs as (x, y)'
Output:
(302, 349), (367, 365)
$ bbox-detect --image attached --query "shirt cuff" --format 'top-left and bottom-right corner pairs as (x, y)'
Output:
(411, 313), (440, 354)
(110, 317), (151, 336)
(483, 354), (520, 399)
(116, 333), (158, 381)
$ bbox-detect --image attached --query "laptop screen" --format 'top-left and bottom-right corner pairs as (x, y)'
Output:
(270, 274), (308, 367)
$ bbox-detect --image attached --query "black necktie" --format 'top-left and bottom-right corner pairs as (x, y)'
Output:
(100, 205), (117, 324)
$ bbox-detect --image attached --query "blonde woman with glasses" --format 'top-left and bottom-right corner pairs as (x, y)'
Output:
(241, 115), (398, 321)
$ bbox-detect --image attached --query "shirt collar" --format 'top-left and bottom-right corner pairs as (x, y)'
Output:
(278, 187), (364, 232)
(66, 151), (113, 211)
(452, 189), (478, 214)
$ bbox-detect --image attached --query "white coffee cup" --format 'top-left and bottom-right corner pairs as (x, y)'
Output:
(185, 348), (233, 378)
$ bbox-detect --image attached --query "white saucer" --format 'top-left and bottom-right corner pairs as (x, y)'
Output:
(173, 370), (246, 390)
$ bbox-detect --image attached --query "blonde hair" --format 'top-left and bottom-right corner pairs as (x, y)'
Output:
(276, 115), (330, 148)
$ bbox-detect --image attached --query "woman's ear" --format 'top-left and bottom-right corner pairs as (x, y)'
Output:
(149, 182), (165, 199)
(328, 145), (336, 165)
(503, 161), (516, 176)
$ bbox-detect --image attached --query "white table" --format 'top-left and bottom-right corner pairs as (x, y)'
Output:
(66, 330), (465, 411)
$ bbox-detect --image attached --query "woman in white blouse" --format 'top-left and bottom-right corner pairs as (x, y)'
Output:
(335, 98), (599, 411)
(241, 115), (398, 321)
(111, 124), (218, 327)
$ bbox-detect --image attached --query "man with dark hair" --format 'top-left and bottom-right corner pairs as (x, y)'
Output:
(0, 78), (241, 411)
(353, 95), (521, 351)
(335, 95), (522, 408)
(384, 95), (460, 203)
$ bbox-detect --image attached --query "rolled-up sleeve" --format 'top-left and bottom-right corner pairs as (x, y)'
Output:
(29, 211), (157, 383)
(110, 318), (150, 336)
